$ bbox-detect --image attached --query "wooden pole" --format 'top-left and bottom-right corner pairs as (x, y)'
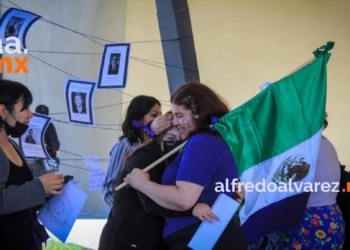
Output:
(114, 140), (188, 191)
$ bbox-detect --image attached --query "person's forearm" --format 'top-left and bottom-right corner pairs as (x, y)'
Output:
(0, 179), (46, 215)
(102, 183), (114, 207)
(137, 191), (194, 217)
(140, 181), (194, 211)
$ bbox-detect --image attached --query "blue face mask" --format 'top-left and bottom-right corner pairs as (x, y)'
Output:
(163, 141), (181, 163)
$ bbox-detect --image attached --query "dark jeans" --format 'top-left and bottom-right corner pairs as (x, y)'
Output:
(164, 217), (247, 250)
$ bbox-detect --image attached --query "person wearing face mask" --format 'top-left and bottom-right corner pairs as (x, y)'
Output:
(124, 82), (247, 250)
(102, 95), (175, 207)
(0, 79), (64, 250)
(99, 122), (218, 250)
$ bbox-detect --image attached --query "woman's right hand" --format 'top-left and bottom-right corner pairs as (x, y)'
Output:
(192, 203), (220, 223)
(38, 173), (64, 195)
(150, 113), (173, 135)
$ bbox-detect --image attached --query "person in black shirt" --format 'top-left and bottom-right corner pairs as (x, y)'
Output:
(0, 79), (64, 250)
(72, 92), (87, 114)
(27, 105), (61, 177)
(35, 105), (60, 159)
(98, 125), (217, 250)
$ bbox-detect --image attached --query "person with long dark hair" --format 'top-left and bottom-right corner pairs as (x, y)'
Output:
(99, 122), (219, 249)
(102, 95), (172, 207)
(0, 79), (64, 249)
(125, 82), (247, 249)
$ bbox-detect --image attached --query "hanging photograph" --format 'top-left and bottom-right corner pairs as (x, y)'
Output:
(97, 43), (131, 89)
(64, 79), (96, 126)
(0, 8), (41, 49)
(19, 113), (51, 159)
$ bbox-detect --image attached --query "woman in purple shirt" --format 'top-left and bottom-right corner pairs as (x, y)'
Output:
(125, 82), (247, 249)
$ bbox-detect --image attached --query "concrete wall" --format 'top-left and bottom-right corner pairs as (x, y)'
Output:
(1, 0), (128, 216)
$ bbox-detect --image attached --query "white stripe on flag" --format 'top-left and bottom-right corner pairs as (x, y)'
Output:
(239, 128), (323, 225)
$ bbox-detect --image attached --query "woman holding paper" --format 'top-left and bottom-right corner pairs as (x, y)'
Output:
(0, 79), (64, 250)
(99, 122), (218, 249)
(125, 82), (247, 249)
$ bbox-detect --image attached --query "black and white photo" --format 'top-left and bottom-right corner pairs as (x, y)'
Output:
(107, 53), (120, 75)
(24, 127), (36, 144)
(97, 43), (130, 89)
(19, 113), (51, 159)
(65, 79), (96, 126)
(72, 92), (87, 114)
(4, 16), (25, 38)
(0, 8), (41, 49)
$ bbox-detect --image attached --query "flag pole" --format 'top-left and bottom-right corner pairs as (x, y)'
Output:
(114, 140), (188, 191)
(284, 41), (333, 78)
(284, 57), (316, 77)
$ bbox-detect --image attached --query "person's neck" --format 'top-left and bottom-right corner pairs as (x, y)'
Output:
(143, 132), (151, 143)
(0, 130), (10, 147)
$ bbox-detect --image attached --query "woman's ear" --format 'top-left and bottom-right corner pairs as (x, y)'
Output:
(0, 104), (8, 119)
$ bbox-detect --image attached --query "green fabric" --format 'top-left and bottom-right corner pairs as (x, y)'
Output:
(313, 41), (334, 58)
(215, 52), (330, 176)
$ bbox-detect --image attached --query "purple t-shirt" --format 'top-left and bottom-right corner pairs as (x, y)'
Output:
(161, 133), (238, 238)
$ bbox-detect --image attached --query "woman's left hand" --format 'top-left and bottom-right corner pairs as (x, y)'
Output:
(124, 168), (150, 191)
(192, 203), (220, 223)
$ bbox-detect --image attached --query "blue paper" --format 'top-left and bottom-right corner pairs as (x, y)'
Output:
(38, 182), (88, 242)
(188, 194), (240, 250)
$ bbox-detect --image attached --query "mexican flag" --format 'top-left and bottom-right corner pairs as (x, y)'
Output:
(214, 43), (333, 245)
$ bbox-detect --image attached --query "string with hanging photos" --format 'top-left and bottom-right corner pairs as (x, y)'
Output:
(1, 3), (198, 73)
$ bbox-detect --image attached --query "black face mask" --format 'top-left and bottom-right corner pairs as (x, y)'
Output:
(4, 115), (29, 138)
(163, 141), (181, 163)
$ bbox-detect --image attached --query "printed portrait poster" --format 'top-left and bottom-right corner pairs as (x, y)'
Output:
(97, 43), (131, 89)
(0, 8), (41, 50)
(19, 113), (51, 159)
(64, 79), (96, 127)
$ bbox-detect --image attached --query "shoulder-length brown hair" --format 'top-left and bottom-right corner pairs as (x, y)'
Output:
(171, 81), (230, 135)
